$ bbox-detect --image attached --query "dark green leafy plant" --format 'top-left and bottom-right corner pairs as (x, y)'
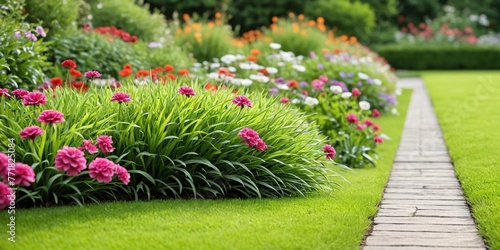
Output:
(23, 0), (82, 39)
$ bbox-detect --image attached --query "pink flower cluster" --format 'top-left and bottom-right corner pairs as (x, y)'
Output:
(0, 153), (36, 210)
(84, 70), (102, 78)
(19, 126), (44, 140)
(54, 136), (129, 184)
(178, 86), (195, 97)
(232, 96), (252, 108)
(238, 128), (267, 151)
(346, 114), (359, 124)
(38, 110), (65, 125)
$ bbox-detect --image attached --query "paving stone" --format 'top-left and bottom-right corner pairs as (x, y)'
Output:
(364, 78), (485, 250)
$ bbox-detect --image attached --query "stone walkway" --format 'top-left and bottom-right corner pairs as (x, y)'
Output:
(363, 78), (486, 250)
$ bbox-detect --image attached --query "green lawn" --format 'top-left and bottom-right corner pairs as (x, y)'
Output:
(0, 90), (412, 250)
(423, 71), (500, 249)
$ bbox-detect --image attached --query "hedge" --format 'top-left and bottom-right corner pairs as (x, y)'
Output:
(375, 45), (500, 70)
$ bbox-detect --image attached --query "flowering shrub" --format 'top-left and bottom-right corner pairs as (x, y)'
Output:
(0, 82), (343, 207)
(92, 26), (138, 43)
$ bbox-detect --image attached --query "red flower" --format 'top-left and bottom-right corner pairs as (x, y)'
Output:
(120, 69), (132, 77)
(38, 110), (65, 125)
(71, 81), (88, 92)
(178, 69), (189, 76)
(280, 97), (289, 104)
(372, 109), (381, 118)
(288, 80), (299, 89)
(111, 92), (132, 103)
(50, 77), (63, 87)
(23, 92), (47, 106)
(352, 88), (361, 97)
(123, 64), (132, 70)
(374, 136), (383, 144)
(373, 124), (381, 131)
(135, 70), (150, 78)
(69, 69), (82, 78)
(0, 88), (11, 98)
(61, 59), (77, 69)
(323, 144), (336, 159)
(364, 119), (374, 126)
(164, 64), (174, 72)
(167, 74), (177, 80)
(346, 114), (359, 124)
(205, 82), (218, 92)
(232, 96), (252, 108)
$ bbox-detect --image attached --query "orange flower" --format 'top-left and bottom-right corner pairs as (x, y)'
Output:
(333, 48), (341, 54)
(250, 48), (261, 56)
(167, 74), (177, 80)
(135, 70), (150, 78)
(123, 64), (132, 70)
(349, 36), (357, 43)
(322, 48), (329, 54)
(183, 13), (190, 21)
(272, 16), (278, 23)
(164, 64), (175, 72)
(288, 80), (298, 88)
(72, 81), (88, 92)
(178, 69), (189, 76)
(204, 82), (218, 92)
(120, 68), (132, 77)
(69, 69), (82, 78)
(248, 56), (257, 63)
(215, 12), (221, 19)
(298, 14), (304, 21)
(317, 17), (325, 24)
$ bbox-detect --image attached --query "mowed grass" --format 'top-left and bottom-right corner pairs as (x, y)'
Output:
(423, 71), (500, 249)
(0, 90), (412, 250)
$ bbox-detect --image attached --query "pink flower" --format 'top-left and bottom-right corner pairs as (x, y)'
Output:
(79, 139), (98, 154)
(55, 146), (87, 176)
(364, 119), (374, 127)
(324, 144), (336, 159)
(37, 110), (65, 125)
(111, 92), (131, 103)
(232, 96), (252, 108)
(12, 89), (29, 99)
(13, 163), (35, 186)
(238, 128), (260, 140)
(319, 75), (328, 82)
(0, 88), (11, 98)
(346, 114), (359, 124)
(372, 109), (381, 118)
(373, 124), (381, 131)
(178, 86), (195, 97)
(0, 182), (12, 210)
(96, 135), (114, 153)
(0, 153), (9, 180)
(374, 136), (383, 144)
(115, 165), (130, 185)
(19, 126), (44, 140)
(356, 124), (367, 130)
(23, 92), (47, 106)
(84, 70), (102, 78)
(280, 97), (289, 104)
(352, 88), (361, 97)
(255, 139), (267, 151)
(311, 79), (324, 90)
(89, 158), (116, 183)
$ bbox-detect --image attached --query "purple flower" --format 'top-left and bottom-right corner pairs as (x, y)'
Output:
(299, 81), (308, 87)
(14, 31), (21, 38)
(367, 78), (374, 84)
(382, 93), (397, 106)
(309, 51), (317, 58)
(268, 88), (279, 95)
(148, 42), (163, 48)
(35, 26), (46, 37)
(84, 70), (102, 78)
(357, 81), (363, 87)
(25, 32), (37, 41)
(347, 72), (354, 78)
(317, 63), (324, 69)
(339, 72), (346, 78)
(275, 77), (285, 84)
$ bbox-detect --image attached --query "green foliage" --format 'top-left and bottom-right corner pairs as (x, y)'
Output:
(376, 44), (500, 69)
(360, 0), (397, 20)
(85, 0), (168, 41)
(145, 0), (230, 19)
(304, 0), (376, 39)
(0, 3), (52, 90)
(23, 0), (82, 39)
(133, 40), (193, 70)
(48, 30), (146, 78)
(0, 83), (341, 207)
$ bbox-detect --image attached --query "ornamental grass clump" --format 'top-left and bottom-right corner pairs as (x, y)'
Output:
(0, 82), (342, 207)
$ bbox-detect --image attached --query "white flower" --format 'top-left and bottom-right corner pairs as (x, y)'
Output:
(235, 54), (246, 60)
(228, 66), (236, 72)
(330, 85), (343, 94)
(134, 79), (148, 86)
(265, 67), (278, 74)
(277, 62), (285, 67)
(394, 87), (402, 96)
(291, 98), (301, 104)
(391, 108), (399, 115)
(221, 54), (236, 64)
(269, 43), (281, 50)
(373, 79), (382, 86)
(358, 72), (369, 80)
(276, 84), (289, 90)
(207, 72), (220, 79)
(341, 92), (352, 99)
(210, 63), (221, 69)
(292, 64), (306, 72)
(93, 79), (107, 87)
(193, 62), (202, 68)
(97, 3), (103, 9)
(249, 74), (269, 83)
(231, 78), (253, 86)
(304, 97), (319, 106)
(359, 101), (371, 110)
(239, 63), (251, 70)
(249, 63), (263, 70)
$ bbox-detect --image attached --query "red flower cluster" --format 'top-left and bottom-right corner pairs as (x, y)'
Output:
(93, 26), (138, 43)
(238, 128), (267, 151)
